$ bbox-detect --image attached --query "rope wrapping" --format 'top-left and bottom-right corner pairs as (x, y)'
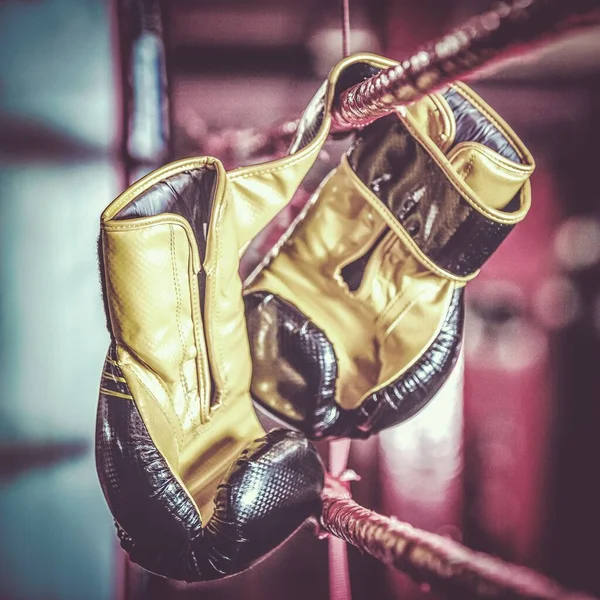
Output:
(320, 477), (597, 600)
(330, 0), (600, 132)
(205, 1), (600, 161)
(341, 0), (351, 58)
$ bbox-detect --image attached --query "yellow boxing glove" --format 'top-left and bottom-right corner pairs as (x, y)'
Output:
(245, 53), (535, 440)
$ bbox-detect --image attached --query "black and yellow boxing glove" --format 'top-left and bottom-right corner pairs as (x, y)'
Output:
(95, 53), (400, 581)
(244, 53), (535, 440)
(96, 150), (328, 580)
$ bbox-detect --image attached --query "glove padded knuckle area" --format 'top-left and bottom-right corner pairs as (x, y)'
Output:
(246, 289), (464, 439)
(96, 352), (324, 581)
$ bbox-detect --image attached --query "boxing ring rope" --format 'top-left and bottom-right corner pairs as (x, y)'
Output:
(320, 476), (597, 599)
(229, 0), (600, 160)
(330, 0), (600, 132)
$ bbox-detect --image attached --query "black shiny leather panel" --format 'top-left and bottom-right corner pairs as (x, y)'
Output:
(246, 292), (340, 439)
(206, 428), (324, 569)
(290, 62), (381, 153)
(116, 169), (216, 227)
(246, 289), (463, 439)
(96, 348), (206, 581)
(348, 114), (515, 277)
(96, 348), (325, 581)
(443, 88), (522, 164)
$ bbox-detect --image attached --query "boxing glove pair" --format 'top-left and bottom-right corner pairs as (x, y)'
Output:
(96, 53), (534, 582)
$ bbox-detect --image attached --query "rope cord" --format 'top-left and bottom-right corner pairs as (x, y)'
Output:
(331, 0), (600, 132)
(320, 475), (597, 600)
(341, 0), (351, 57)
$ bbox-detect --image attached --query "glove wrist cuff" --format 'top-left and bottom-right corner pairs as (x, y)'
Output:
(347, 85), (535, 279)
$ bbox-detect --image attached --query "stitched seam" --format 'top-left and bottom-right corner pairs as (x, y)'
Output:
(187, 396), (242, 438)
(380, 287), (426, 342)
(338, 220), (389, 298)
(103, 218), (203, 274)
(119, 359), (202, 517)
(449, 144), (531, 176)
(104, 216), (193, 231)
(169, 225), (192, 424)
(102, 371), (127, 383)
(375, 249), (409, 326)
(461, 153), (476, 180)
(381, 203), (477, 282)
(377, 287), (410, 332)
(228, 137), (325, 182)
(361, 281), (457, 402)
(122, 360), (184, 448)
(116, 345), (173, 406)
(105, 222), (168, 230)
(405, 113), (523, 225)
(99, 388), (133, 399)
(188, 262), (209, 423)
(211, 189), (228, 401)
(373, 236), (422, 332)
(104, 215), (182, 231)
(434, 92), (456, 152)
(102, 159), (218, 219)
(359, 232), (399, 313)
(351, 225), (392, 302)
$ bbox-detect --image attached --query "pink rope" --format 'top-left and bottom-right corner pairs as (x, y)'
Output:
(328, 440), (353, 600)
(331, 0), (600, 132)
(341, 0), (350, 58)
(321, 476), (597, 600)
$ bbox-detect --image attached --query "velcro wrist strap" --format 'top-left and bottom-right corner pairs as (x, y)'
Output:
(347, 112), (531, 279)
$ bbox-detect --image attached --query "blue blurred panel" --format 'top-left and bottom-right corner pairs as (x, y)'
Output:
(0, 159), (121, 600)
(0, 0), (118, 151)
(0, 455), (115, 600)
(0, 0), (123, 598)
(0, 162), (117, 441)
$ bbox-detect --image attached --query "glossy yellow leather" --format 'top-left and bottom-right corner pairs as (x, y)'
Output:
(245, 81), (535, 414)
(448, 142), (532, 211)
(100, 53), (398, 520)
